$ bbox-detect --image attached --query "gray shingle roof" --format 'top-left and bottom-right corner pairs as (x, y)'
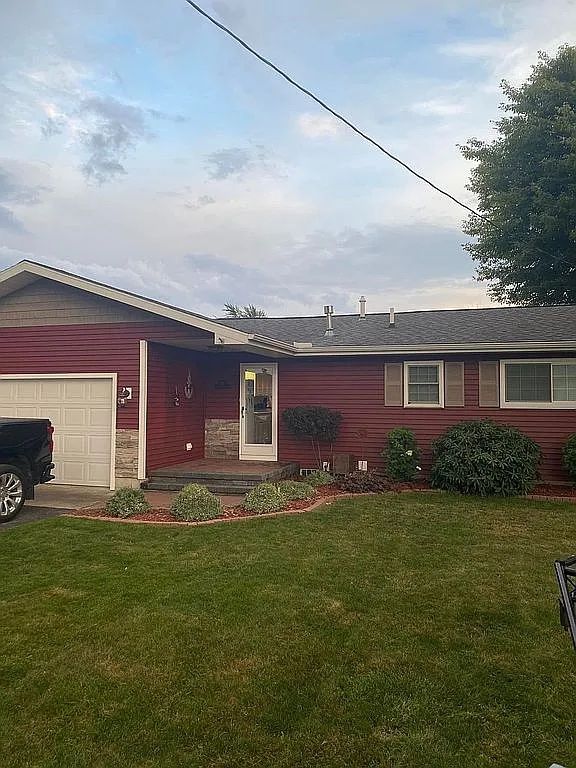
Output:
(218, 306), (576, 348)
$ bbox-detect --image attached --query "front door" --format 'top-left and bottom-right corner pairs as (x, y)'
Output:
(239, 363), (278, 461)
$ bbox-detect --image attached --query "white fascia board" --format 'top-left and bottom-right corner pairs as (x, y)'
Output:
(292, 341), (576, 356)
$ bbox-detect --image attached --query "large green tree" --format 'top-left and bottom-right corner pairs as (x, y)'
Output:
(462, 46), (576, 305)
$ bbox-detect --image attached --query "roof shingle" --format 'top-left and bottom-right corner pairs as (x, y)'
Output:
(218, 306), (576, 348)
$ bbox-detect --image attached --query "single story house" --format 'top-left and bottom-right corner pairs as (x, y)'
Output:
(0, 260), (575, 488)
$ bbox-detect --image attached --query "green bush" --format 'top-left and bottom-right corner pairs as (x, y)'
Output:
(338, 471), (390, 493)
(277, 480), (315, 501)
(384, 427), (420, 481)
(563, 434), (576, 482)
(244, 483), (286, 514)
(105, 487), (150, 518)
(171, 484), (221, 522)
(305, 470), (334, 487)
(430, 420), (541, 496)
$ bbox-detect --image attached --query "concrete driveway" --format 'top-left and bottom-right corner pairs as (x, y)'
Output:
(0, 484), (110, 529)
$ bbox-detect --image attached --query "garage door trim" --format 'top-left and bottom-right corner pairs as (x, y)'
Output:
(0, 373), (118, 490)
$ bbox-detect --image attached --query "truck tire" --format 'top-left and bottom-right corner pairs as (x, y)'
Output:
(0, 465), (26, 522)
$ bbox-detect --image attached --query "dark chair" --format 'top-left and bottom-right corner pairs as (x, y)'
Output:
(555, 555), (576, 651)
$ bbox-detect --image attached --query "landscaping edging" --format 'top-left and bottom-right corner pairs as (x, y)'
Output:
(66, 486), (576, 528)
(67, 492), (375, 527)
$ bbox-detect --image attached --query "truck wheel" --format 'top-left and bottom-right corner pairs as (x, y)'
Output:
(0, 465), (26, 522)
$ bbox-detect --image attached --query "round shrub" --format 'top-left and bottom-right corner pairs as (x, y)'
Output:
(244, 483), (286, 514)
(105, 487), (150, 518)
(305, 470), (334, 487)
(338, 471), (390, 493)
(171, 484), (222, 521)
(430, 420), (541, 497)
(277, 480), (315, 502)
(563, 433), (576, 482)
(384, 427), (420, 481)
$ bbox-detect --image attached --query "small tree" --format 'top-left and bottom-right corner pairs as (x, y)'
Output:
(223, 303), (267, 318)
(281, 406), (342, 468)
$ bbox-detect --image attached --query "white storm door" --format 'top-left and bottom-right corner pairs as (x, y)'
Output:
(239, 364), (278, 461)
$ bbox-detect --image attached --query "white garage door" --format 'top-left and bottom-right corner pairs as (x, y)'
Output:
(0, 377), (114, 487)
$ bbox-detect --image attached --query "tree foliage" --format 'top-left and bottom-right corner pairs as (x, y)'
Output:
(461, 46), (576, 305)
(223, 303), (267, 318)
(281, 406), (342, 468)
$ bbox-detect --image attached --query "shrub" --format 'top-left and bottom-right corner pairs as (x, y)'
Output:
(244, 483), (286, 514)
(305, 469), (335, 487)
(384, 427), (420, 481)
(171, 484), (221, 521)
(338, 471), (390, 493)
(282, 406), (342, 467)
(430, 420), (541, 496)
(277, 480), (315, 501)
(563, 434), (576, 482)
(105, 487), (150, 518)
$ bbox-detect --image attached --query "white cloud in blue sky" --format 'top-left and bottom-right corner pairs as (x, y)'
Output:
(0, 0), (575, 316)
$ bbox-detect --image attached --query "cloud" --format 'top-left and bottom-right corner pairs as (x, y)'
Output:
(203, 145), (275, 180)
(0, 161), (50, 231)
(74, 96), (152, 183)
(296, 112), (342, 139)
(184, 194), (216, 211)
(410, 99), (466, 117)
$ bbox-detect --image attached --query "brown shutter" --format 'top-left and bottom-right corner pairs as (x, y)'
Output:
(384, 363), (403, 406)
(445, 362), (465, 406)
(479, 361), (500, 407)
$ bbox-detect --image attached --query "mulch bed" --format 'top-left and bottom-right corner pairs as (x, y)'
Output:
(69, 480), (576, 526)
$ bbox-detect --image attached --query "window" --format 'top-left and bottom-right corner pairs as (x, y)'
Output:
(501, 360), (576, 408)
(404, 362), (444, 407)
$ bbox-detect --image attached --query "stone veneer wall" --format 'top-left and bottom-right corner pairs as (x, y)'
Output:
(204, 418), (240, 459)
(115, 428), (140, 488)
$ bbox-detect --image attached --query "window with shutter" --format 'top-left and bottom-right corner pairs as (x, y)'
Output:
(500, 359), (576, 408)
(403, 361), (444, 407)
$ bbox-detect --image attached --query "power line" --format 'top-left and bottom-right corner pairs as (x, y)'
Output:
(182, 0), (487, 222)
(182, 0), (576, 273)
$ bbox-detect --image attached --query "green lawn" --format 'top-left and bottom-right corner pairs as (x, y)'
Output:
(0, 494), (575, 768)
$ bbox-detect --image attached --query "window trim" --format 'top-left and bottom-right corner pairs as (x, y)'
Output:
(500, 359), (576, 409)
(403, 361), (445, 408)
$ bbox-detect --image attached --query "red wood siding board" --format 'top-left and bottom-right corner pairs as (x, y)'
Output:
(146, 343), (205, 471)
(0, 320), (213, 431)
(274, 357), (576, 482)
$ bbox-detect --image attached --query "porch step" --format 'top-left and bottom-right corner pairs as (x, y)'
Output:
(143, 461), (299, 494)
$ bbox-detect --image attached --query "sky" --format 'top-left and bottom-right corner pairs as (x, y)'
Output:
(1, 0), (575, 318)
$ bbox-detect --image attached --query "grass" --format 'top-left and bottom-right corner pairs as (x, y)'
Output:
(0, 492), (575, 768)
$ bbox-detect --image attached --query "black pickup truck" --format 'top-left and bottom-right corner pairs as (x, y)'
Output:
(0, 418), (55, 522)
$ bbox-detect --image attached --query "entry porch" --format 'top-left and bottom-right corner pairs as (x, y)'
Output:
(144, 458), (299, 494)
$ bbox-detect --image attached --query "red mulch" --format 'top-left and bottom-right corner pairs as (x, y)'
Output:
(70, 480), (576, 524)
(530, 483), (576, 499)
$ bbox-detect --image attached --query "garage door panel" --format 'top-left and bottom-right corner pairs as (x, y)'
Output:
(15, 382), (37, 399)
(63, 408), (88, 427)
(89, 408), (112, 428)
(0, 376), (113, 487)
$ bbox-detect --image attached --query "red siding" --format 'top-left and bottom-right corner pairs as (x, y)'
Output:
(146, 344), (205, 471)
(0, 320), (210, 433)
(204, 353), (576, 482)
(276, 356), (576, 482)
(204, 354), (242, 420)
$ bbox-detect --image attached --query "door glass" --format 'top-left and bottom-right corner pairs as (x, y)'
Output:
(243, 368), (273, 445)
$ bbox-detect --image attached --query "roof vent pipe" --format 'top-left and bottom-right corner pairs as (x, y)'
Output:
(389, 307), (395, 327)
(323, 304), (334, 336)
(359, 295), (366, 319)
